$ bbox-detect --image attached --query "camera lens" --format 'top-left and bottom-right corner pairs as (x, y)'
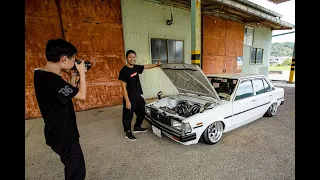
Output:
(71, 60), (91, 71)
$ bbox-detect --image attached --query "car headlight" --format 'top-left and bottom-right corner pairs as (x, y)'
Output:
(146, 107), (151, 117)
(171, 120), (182, 130)
(182, 123), (192, 134)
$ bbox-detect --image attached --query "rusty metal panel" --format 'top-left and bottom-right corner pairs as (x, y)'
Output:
(25, 0), (124, 119)
(25, 0), (65, 119)
(56, 0), (125, 114)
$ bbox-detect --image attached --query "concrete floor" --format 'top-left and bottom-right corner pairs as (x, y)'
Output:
(25, 83), (295, 180)
(268, 70), (295, 82)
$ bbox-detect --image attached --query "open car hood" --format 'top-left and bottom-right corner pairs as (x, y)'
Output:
(160, 63), (221, 101)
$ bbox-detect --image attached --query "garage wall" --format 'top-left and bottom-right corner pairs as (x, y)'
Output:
(202, 15), (244, 75)
(242, 26), (272, 76)
(121, 0), (191, 99)
(25, 0), (125, 119)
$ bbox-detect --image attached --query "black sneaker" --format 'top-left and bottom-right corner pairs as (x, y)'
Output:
(126, 131), (136, 141)
(133, 127), (147, 133)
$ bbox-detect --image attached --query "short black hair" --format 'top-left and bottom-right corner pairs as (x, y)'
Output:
(45, 38), (78, 63)
(126, 50), (136, 58)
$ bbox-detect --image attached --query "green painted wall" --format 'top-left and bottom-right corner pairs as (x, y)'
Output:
(121, 0), (191, 99)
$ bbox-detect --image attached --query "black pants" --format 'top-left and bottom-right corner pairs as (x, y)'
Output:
(50, 141), (86, 180)
(122, 95), (146, 132)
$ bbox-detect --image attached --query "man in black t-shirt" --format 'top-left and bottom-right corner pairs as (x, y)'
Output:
(118, 50), (161, 141)
(34, 39), (87, 180)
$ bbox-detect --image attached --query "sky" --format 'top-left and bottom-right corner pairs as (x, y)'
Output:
(247, 0), (295, 43)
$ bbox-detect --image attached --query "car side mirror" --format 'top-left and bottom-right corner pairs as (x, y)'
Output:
(157, 91), (163, 100)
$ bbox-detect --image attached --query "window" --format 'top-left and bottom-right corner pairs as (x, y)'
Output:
(244, 27), (254, 46)
(253, 79), (265, 95)
(250, 48), (263, 64)
(209, 77), (238, 100)
(234, 80), (254, 101)
(262, 78), (274, 92)
(151, 38), (183, 64)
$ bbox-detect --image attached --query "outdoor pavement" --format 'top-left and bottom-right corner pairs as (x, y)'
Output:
(268, 70), (295, 82)
(25, 81), (295, 180)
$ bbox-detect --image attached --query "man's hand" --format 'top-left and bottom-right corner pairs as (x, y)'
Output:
(75, 60), (87, 74)
(156, 61), (162, 67)
(126, 100), (131, 110)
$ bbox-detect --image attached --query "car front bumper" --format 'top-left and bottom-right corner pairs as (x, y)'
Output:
(145, 116), (197, 143)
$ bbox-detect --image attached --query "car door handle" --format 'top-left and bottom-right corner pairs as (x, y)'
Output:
(269, 95), (273, 97)
(252, 100), (256, 102)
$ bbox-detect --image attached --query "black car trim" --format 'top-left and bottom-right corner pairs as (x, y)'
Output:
(224, 102), (270, 119)
(145, 117), (196, 142)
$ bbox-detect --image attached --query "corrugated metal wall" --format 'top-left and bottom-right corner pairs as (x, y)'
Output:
(25, 0), (125, 119)
(121, 0), (191, 99)
(202, 15), (244, 74)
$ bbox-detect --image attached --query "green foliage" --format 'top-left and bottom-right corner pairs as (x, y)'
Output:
(271, 42), (294, 56)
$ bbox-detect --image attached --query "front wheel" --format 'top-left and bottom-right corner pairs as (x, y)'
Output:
(201, 121), (224, 145)
(264, 102), (278, 117)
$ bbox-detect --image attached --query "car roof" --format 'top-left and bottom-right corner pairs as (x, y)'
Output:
(206, 73), (266, 80)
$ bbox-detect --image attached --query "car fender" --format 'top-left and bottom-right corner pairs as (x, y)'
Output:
(186, 110), (226, 141)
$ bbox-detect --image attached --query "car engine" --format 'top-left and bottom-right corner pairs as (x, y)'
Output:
(159, 100), (202, 118)
(147, 95), (218, 121)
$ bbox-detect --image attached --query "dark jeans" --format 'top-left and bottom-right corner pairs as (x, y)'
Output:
(50, 141), (86, 180)
(122, 95), (146, 132)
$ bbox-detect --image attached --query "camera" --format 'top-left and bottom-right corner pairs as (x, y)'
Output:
(71, 59), (91, 71)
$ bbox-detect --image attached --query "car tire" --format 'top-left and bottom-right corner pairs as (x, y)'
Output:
(264, 102), (278, 117)
(201, 121), (224, 145)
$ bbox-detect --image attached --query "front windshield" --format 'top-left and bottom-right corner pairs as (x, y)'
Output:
(208, 77), (238, 100)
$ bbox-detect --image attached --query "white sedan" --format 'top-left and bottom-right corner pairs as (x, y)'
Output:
(145, 63), (285, 145)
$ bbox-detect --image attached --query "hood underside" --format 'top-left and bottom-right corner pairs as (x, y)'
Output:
(160, 63), (220, 101)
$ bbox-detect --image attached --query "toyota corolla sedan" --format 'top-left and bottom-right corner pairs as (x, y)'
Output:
(145, 63), (285, 145)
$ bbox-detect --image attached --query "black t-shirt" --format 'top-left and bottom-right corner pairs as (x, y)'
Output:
(118, 65), (144, 101)
(33, 69), (80, 146)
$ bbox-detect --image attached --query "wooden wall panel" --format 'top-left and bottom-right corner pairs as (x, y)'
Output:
(224, 56), (237, 73)
(25, 0), (125, 119)
(202, 55), (225, 74)
(202, 14), (244, 75)
(225, 39), (236, 56)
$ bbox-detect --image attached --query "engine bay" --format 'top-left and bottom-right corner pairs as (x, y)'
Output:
(147, 94), (219, 120)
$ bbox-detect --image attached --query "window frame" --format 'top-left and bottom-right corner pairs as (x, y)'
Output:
(149, 38), (184, 64)
(252, 78), (266, 95)
(233, 79), (254, 101)
(250, 47), (264, 65)
(244, 26), (254, 46)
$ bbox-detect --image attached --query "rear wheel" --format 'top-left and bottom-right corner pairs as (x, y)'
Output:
(201, 121), (224, 145)
(264, 102), (278, 117)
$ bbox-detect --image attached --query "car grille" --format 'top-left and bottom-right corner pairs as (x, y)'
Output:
(151, 108), (171, 126)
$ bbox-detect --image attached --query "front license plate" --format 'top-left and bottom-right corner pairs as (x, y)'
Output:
(152, 125), (161, 138)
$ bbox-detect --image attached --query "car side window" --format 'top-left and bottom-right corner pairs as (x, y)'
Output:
(262, 78), (272, 92)
(253, 79), (265, 95)
(234, 80), (254, 101)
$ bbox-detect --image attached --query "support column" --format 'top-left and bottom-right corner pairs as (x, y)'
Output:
(288, 43), (295, 83)
(191, 0), (201, 67)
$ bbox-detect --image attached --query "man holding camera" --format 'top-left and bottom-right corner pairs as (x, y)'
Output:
(118, 50), (161, 141)
(34, 38), (87, 180)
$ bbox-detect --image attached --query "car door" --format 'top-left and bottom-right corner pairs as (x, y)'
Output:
(252, 78), (272, 116)
(231, 79), (259, 129)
